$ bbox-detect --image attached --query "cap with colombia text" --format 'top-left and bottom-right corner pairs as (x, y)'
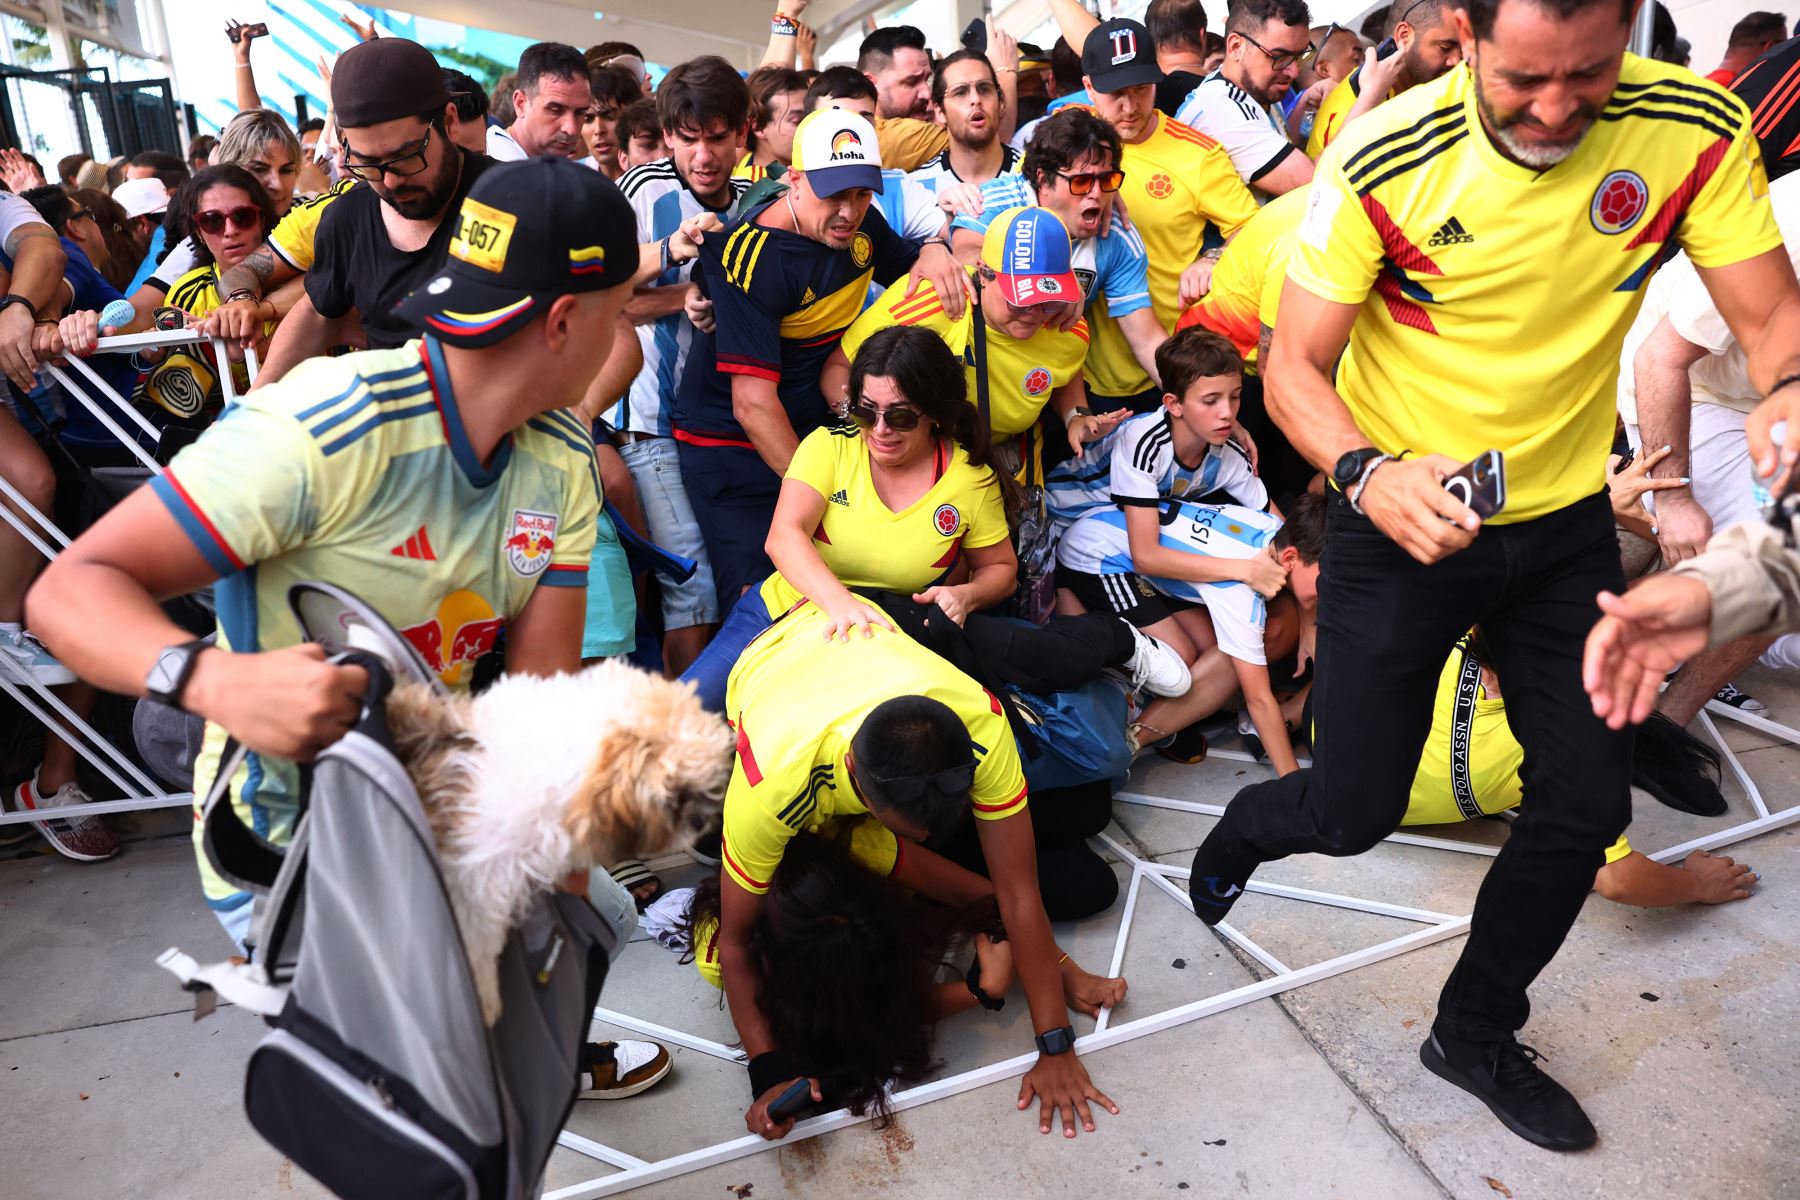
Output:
(980, 206), (1079, 308)
(395, 156), (638, 348)
(1082, 18), (1164, 94)
(790, 108), (885, 197)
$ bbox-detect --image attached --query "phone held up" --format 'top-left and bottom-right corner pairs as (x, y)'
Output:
(1442, 449), (1506, 520)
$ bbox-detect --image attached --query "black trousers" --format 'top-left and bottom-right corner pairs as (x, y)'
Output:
(935, 778), (1119, 921)
(1208, 491), (1632, 1041)
(874, 599), (1136, 696)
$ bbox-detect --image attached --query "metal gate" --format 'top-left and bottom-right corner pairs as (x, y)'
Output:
(0, 64), (181, 162)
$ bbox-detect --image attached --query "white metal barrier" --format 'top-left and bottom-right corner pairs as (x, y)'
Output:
(0, 329), (255, 827)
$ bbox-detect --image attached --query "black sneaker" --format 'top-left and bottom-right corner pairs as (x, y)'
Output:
(1187, 833), (1251, 927)
(1420, 1033), (1597, 1151)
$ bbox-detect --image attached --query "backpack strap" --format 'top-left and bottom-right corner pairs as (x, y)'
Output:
(200, 736), (289, 895)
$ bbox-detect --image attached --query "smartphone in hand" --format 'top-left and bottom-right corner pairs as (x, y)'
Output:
(768, 1077), (817, 1122)
(1443, 449), (1506, 519)
(226, 21), (269, 44)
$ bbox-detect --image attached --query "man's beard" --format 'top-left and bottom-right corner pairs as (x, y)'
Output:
(1472, 68), (1597, 169)
(378, 151), (458, 219)
(950, 118), (996, 154)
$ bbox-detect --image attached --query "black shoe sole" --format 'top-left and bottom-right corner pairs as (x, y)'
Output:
(1186, 844), (1245, 928)
(1419, 1037), (1597, 1152)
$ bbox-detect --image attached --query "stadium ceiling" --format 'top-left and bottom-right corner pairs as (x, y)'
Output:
(368, 0), (942, 69)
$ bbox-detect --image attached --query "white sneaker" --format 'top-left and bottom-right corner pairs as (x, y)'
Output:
(1121, 622), (1192, 698)
(0, 627), (76, 686)
(9, 773), (119, 862)
(576, 1039), (673, 1100)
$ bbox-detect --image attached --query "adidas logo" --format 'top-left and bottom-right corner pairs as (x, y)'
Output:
(801, 286), (816, 306)
(828, 489), (850, 506)
(390, 525), (436, 561)
(1426, 217), (1474, 247)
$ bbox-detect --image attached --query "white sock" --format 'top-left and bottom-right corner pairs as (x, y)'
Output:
(0, 621), (20, 634)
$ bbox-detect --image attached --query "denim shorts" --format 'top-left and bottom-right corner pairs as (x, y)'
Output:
(620, 436), (720, 630)
(583, 508), (638, 660)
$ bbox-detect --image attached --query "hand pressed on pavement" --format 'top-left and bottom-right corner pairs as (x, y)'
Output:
(1018, 1050), (1117, 1138)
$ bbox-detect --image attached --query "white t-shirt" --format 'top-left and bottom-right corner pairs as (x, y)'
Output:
(1056, 500), (1279, 664)
(1618, 170), (1800, 422)
(0, 192), (45, 252)
(1173, 71), (1297, 186)
(486, 124), (527, 162)
(147, 235), (200, 293)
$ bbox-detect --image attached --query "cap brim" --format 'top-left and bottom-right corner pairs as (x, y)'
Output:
(997, 271), (1080, 307)
(1089, 61), (1166, 93)
(803, 163), (885, 197)
(395, 270), (544, 349)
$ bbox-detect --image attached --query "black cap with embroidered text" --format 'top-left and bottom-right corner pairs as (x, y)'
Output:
(395, 156), (638, 349)
(1082, 18), (1165, 93)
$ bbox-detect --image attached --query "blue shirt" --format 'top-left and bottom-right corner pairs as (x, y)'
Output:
(127, 225), (167, 295)
(53, 239), (142, 449)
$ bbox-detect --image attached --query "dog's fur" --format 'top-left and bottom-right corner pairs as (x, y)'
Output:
(387, 660), (732, 1024)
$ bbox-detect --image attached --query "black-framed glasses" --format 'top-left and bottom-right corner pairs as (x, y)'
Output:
(1236, 31), (1308, 71)
(342, 125), (433, 182)
(1055, 168), (1125, 195)
(1303, 22), (1344, 65)
(846, 398), (924, 431)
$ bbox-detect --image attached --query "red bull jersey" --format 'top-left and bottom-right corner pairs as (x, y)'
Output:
(149, 335), (600, 908)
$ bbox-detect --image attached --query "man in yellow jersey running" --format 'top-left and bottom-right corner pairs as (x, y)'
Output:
(1305, 0), (1464, 158)
(1077, 17), (1260, 413)
(715, 602), (1124, 1144)
(1187, 0), (1800, 1151)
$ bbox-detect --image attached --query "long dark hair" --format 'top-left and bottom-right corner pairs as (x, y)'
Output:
(167, 165), (278, 269)
(685, 834), (999, 1120)
(848, 323), (1026, 520)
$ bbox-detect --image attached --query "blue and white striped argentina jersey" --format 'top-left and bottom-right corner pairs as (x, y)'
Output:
(1056, 500), (1279, 664)
(903, 143), (1023, 197)
(1046, 410), (1266, 524)
(609, 161), (750, 435)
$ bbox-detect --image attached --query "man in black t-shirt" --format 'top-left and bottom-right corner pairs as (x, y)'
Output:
(1731, 35), (1800, 182)
(205, 37), (495, 380)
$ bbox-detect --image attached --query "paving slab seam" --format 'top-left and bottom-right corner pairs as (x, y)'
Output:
(0, 1004), (224, 1045)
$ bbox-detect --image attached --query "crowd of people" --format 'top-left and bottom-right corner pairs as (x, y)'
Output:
(0, 0), (1792, 1160)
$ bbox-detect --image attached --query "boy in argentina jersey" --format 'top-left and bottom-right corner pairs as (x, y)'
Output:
(25, 159), (637, 942)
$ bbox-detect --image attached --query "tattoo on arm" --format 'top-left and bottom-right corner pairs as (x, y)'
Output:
(223, 245), (279, 298)
(4, 222), (57, 262)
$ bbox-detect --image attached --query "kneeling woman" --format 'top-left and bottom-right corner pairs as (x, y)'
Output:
(684, 832), (1120, 1130)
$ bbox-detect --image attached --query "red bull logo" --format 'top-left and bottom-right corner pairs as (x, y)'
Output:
(506, 508), (559, 578)
(400, 589), (504, 687)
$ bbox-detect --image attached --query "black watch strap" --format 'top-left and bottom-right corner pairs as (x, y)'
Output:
(145, 639), (210, 710)
(964, 958), (1005, 1012)
(0, 293), (39, 321)
(1034, 1024), (1076, 1056)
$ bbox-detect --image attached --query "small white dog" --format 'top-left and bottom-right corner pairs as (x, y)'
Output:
(387, 661), (732, 1024)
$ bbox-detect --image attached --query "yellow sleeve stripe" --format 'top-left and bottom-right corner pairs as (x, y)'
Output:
(724, 226), (771, 289)
(740, 230), (771, 290)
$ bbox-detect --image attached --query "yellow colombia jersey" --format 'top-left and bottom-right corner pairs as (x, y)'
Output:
(268, 177), (358, 273)
(840, 267), (1089, 480)
(146, 265), (274, 421)
(721, 603), (1028, 895)
(1306, 66), (1387, 160)
(730, 152), (772, 184)
(1293, 56), (1781, 523)
(151, 336), (600, 906)
(759, 423), (1009, 612)
(1177, 187), (1308, 369)
(1083, 110), (1260, 397)
(1403, 638), (1630, 864)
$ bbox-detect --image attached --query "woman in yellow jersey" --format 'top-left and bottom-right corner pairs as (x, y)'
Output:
(679, 326), (1191, 713)
(1302, 634), (1758, 907)
(143, 167), (287, 430)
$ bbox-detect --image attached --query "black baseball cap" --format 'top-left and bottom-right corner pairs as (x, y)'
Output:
(331, 37), (451, 128)
(1082, 18), (1165, 93)
(396, 157), (638, 349)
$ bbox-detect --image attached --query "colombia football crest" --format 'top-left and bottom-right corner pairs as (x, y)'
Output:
(933, 503), (961, 536)
(1590, 170), (1648, 235)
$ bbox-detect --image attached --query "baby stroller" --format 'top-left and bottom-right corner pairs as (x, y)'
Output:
(159, 582), (615, 1199)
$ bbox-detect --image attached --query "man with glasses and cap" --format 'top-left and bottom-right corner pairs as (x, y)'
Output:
(1175, 0), (1318, 197)
(202, 36), (494, 379)
(714, 599), (1124, 1144)
(27, 155), (634, 958)
(672, 107), (956, 611)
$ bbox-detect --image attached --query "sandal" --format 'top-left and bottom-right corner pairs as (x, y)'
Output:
(608, 859), (663, 912)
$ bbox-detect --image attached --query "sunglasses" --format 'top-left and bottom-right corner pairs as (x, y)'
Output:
(65, 207), (95, 225)
(847, 398), (924, 432)
(1303, 22), (1344, 64)
(194, 206), (261, 235)
(342, 125), (433, 182)
(1237, 30), (1308, 72)
(1055, 168), (1124, 195)
(865, 760), (977, 809)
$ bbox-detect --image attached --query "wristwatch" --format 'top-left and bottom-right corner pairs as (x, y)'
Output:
(145, 639), (211, 711)
(964, 958), (1006, 1012)
(0, 293), (38, 321)
(1034, 1025), (1076, 1056)
(1331, 446), (1383, 493)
